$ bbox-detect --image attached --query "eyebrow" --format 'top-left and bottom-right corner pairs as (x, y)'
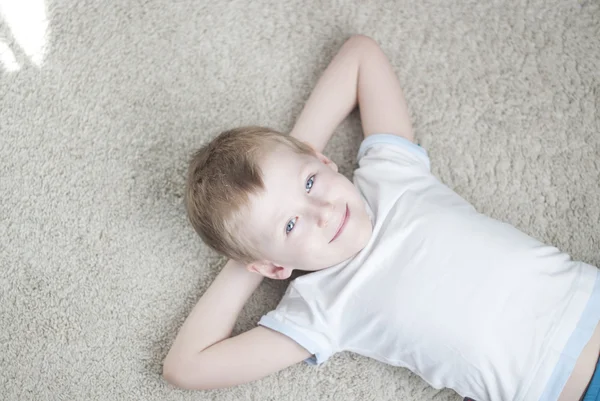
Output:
(298, 159), (312, 182)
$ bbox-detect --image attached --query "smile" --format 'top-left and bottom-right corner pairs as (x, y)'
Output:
(329, 203), (349, 243)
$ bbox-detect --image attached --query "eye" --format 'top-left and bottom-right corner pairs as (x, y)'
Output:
(305, 174), (315, 192)
(285, 175), (316, 235)
(285, 217), (296, 235)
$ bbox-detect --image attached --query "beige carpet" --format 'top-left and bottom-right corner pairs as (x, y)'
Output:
(1, 0), (599, 400)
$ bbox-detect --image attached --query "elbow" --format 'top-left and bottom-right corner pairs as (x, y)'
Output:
(162, 365), (182, 389)
(344, 35), (381, 64)
(347, 34), (379, 50)
(162, 362), (190, 390)
(162, 357), (207, 391)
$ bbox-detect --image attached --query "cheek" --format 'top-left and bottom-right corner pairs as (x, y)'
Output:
(331, 173), (351, 189)
(289, 235), (313, 258)
(341, 177), (361, 198)
(317, 175), (342, 196)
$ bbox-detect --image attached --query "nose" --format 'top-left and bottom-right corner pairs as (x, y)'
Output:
(315, 200), (334, 228)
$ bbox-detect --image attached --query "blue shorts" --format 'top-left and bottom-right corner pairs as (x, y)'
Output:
(583, 358), (600, 401)
(462, 358), (599, 401)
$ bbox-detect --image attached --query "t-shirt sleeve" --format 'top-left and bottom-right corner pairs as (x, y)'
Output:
(258, 285), (335, 365)
(356, 133), (431, 171)
(353, 134), (433, 219)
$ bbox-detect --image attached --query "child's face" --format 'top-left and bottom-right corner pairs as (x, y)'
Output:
(243, 144), (373, 279)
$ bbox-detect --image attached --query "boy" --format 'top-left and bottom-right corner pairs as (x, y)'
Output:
(163, 35), (600, 400)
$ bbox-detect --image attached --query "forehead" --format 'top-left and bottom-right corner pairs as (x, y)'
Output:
(259, 145), (313, 184)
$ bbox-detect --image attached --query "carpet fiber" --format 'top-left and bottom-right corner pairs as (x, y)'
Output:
(1, 0), (599, 400)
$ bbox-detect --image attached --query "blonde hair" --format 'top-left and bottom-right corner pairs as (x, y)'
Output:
(185, 126), (317, 264)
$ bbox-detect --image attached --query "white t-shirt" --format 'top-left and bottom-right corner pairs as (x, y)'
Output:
(258, 134), (600, 401)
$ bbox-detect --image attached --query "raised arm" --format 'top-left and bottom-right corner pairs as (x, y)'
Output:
(162, 260), (311, 390)
(290, 34), (414, 153)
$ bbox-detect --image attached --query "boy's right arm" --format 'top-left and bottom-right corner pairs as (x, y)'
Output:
(162, 259), (311, 390)
(290, 34), (414, 153)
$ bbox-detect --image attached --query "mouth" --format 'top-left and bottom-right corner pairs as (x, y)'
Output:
(329, 203), (349, 243)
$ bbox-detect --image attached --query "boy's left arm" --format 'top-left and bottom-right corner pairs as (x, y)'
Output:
(290, 35), (414, 153)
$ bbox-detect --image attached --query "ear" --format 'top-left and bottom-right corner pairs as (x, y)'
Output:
(246, 260), (293, 280)
(314, 150), (338, 173)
